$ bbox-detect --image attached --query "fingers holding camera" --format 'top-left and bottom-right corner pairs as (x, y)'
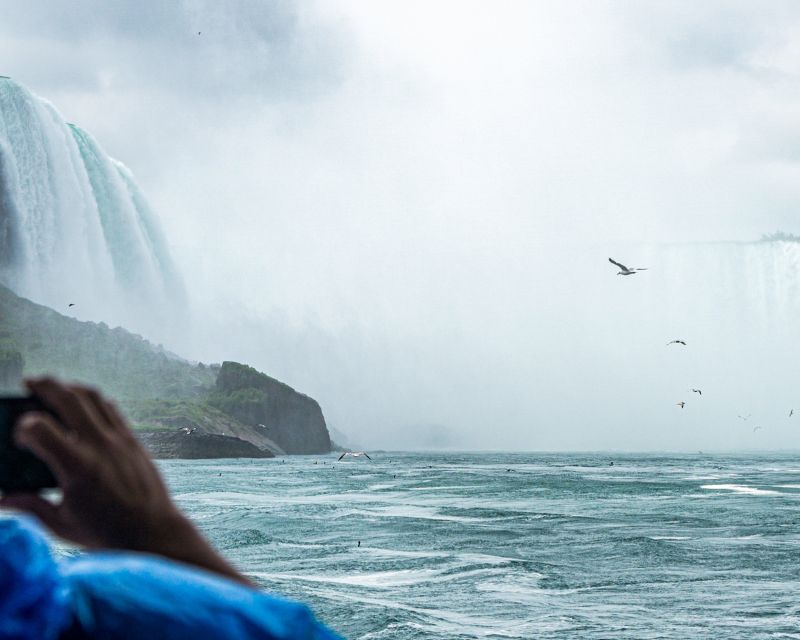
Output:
(14, 412), (82, 482)
(25, 377), (107, 443)
(71, 385), (129, 434)
(2, 379), (251, 583)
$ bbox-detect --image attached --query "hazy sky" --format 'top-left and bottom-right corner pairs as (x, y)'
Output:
(2, 1), (800, 450)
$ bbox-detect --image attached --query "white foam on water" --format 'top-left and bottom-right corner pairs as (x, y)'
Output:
(648, 536), (691, 540)
(255, 565), (507, 589)
(700, 484), (782, 496)
(475, 575), (548, 606)
(364, 547), (451, 560)
(361, 548), (526, 568)
(456, 552), (522, 565)
(407, 485), (483, 492)
(366, 504), (485, 523)
(310, 588), (534, 638)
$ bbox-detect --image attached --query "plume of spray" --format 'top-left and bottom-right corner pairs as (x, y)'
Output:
(0, 76), (185, 341)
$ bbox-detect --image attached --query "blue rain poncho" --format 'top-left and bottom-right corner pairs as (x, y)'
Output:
(0, 517), (341, 640)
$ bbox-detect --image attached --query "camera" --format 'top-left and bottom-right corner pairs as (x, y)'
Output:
(0, 397), (57, 491)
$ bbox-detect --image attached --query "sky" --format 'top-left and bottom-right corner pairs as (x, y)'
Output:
(2, 0), (800, 450)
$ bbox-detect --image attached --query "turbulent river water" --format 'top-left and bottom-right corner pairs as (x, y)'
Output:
(162, 452), (800, 639)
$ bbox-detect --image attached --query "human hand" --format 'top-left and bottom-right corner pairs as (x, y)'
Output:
(0, 377), (250, 585)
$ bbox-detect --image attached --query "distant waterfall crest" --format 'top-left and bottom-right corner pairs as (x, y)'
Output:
(0, 77), (184, 336)
(644, 240), (800, 336)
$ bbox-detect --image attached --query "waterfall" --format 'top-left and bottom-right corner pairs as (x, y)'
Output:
(641, 240), (800, 339)
(0, 76), (184, 338)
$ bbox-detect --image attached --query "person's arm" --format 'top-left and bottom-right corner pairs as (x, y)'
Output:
(0, 377), (253, 587)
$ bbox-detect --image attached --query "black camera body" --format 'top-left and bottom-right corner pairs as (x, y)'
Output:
(0, 396), (57, 491)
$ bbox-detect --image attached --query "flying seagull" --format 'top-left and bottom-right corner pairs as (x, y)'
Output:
(68, 303), (75, 307)
(690, 388), (702, 395)
(737, 414), (751, 421)
(337, 451), (373, 461)
(677, 401), (686, 409)
(609, 258), (648, 276)
(790, 409), (794, 417)
(753, 426), (763, 432)
(667, 340), (687, 346)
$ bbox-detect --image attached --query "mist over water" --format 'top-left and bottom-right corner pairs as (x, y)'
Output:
(171, 238), (800, 452)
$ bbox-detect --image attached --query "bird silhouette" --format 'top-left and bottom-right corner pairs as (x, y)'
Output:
(609, 258), (648, 276)
(677, 401), (686, 409)
(337, 451), (373, 461)
(690, 389), (702, 395)
(667, 340), (687, 346)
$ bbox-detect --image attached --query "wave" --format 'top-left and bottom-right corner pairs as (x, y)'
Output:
(700, 484), (782, 496)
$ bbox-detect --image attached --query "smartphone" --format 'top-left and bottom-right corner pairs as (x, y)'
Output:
(0, 396), (57, 491)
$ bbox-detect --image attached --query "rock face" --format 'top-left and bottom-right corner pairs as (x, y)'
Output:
(209, 362), (331, 455)
(137, 430), (274, 459)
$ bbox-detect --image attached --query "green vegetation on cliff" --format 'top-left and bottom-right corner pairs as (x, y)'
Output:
(209, 361), (295, 424)
(0, 284), (214, 400)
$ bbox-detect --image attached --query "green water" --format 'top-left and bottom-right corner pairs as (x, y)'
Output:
(162, 452), (800, 639)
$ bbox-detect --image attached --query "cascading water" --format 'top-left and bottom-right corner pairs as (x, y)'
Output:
(0, 76), (184, 339)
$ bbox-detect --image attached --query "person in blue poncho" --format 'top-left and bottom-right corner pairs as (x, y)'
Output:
(0, 377), (342, 640)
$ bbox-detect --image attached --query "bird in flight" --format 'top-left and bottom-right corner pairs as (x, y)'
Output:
(667, 340), (687, 346)
(790, 409), (794, 417)
(337, 451), (373, 461)
(737, 414), (751, 421)
(609, 258), (648, 276)
(68, 303), (75, 307)
(690, 389), (702, 395)
(753, 426), (763, 432)
(676, 401), (686, 409)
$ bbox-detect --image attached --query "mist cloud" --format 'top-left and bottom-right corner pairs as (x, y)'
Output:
(0, 0), (345, 100)
(3, 1), (800, 450)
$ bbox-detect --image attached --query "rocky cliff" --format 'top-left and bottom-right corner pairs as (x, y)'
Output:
(209, 362), (331, 455)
